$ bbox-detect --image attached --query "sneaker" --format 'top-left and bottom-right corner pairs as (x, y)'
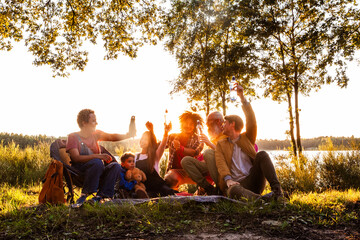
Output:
(259, 191), (275, 201)
(203, 185), (217, 196)
(88, 196), (103, 204)
(194, 186), (207, 196)
(71, 195), (87, 208)
(258, 191), (287, 203)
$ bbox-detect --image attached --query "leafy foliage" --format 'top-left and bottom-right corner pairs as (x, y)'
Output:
(276, 138), (360, 194)
(160, 0), (258, 115)
(319, 146), (360, 190)
(244, 0), (357, 155)
(276, 153), (319, 194)
(0, 0), (159, 77)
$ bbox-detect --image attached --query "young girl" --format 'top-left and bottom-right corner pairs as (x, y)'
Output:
(135, 121), (177, 197)
(164, 111), (204, 190)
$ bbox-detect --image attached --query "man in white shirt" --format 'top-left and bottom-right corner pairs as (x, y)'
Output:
(215, 84), (283, 201)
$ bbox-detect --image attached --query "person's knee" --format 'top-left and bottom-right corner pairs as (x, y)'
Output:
(164, 171), (179, 188)
(203, 149), (215, 162)
(181, 156), (195, 169)
(257, 150), (269, 158)
(108, 162), (122, 175)
(89, 158), (105, 172)
(255, 151), (271, 162)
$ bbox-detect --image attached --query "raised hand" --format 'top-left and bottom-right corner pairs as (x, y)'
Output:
(145, 121), (154, 131)
(199, 133), (211, 145)
(234, 82), (246, 102)
(164, 121), (172, 135)
(172, 136), (181, 150)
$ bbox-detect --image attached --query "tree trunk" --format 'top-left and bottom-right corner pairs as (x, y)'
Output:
(205, 76), (210, 116)
(222, 31), (229, 117)
(221, 90), (226, 116)
(294, 82), (302, 154)
(287, 92), (297, 157)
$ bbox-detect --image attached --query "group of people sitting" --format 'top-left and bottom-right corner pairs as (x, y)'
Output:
(67, 84), (284, 207)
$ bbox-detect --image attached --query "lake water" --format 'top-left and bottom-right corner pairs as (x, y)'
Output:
(267, 150), (355, 165)
(115, 150), (356, 165)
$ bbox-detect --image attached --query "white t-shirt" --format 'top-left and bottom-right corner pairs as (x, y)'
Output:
(230, 138), (253, 182)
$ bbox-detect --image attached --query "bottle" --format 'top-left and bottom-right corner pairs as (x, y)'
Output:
(196, 120), (203, 135)
(164, 109), (168, 125)
(129, 116), (136, 138)
(230, 76), (237, 102)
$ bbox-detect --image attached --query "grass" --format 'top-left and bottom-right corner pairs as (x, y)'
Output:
(0, 137), (359, 239)
(1, 184), (359, 239)
(0, 142), (51, 186)
(290, 189), (360, 225)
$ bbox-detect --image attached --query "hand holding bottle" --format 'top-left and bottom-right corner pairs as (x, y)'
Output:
(164, 121), (172, 136)
(129, 116), (136, 138)
(233, 82), (246, 103)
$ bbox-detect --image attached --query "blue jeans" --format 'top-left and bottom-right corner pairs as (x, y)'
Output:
(73, 159), (121, 198)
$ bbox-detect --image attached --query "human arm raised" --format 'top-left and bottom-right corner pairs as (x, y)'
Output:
(235, 83), (257, 145)
(97, 130), (130, 142)
(155, 122), (172, 162)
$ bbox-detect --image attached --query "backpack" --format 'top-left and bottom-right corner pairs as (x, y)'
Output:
(39, 160), (65, 204)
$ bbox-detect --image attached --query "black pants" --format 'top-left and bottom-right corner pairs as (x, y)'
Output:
(240, 151), (281, 194)
(136, 159), (176, 197)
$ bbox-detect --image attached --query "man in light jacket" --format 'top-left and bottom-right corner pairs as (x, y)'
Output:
(215, 83), (283, 201)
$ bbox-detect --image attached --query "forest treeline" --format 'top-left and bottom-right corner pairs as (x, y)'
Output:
(0, 132), (58, 149)
(1, 132), (359, 151)
(256, 136), (360, 150)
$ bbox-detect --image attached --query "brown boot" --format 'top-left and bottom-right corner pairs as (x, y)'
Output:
(227, 184), (260, 201)
(135, 189), (149, 199)
(272, 185), (284, 200)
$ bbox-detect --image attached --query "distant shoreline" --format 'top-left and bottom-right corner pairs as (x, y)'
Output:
(1, 132), (359, 151)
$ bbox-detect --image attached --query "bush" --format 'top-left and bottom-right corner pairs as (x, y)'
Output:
(276, 152), (319, 194)
(319, 150), (360, 190)
(0, 141), (51, 186)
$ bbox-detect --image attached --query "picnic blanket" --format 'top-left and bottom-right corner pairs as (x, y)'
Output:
(107, 195), (245, 205)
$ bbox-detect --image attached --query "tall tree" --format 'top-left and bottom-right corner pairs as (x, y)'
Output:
(210, 0), (259, 115)
(243, 0), (357, 156)
(161, 0), (218, 115)
(161, 0), (257, 115)
(0, 0), (158, 77)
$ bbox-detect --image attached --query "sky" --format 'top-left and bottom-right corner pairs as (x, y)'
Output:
(1, 42), (359, 141)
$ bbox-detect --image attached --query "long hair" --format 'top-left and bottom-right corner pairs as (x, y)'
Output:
(144, 122), (158, 172)
(179, 111), (204, 133)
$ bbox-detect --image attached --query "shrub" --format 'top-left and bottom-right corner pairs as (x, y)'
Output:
(319, 150), (360, 190)
(318, 138), (360, 190)
(0, 141), (51, 186)
(158, 152), (169, 178)
(276, 152), (319, 194)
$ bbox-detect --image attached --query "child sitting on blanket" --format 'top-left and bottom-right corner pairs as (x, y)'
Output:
(114, 152), (148, 198)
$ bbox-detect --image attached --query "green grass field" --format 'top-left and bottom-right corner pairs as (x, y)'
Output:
(0, 137), (359, 239)
(1, 184), (359, 239)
